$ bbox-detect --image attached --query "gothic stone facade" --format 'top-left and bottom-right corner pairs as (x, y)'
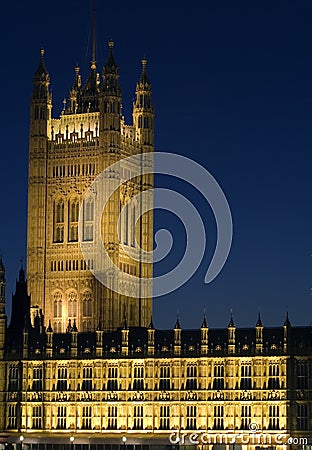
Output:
(27, 46), (153, 333)
(0, 267), (311, 449)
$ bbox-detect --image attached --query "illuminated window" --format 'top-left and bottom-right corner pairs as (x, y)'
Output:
(159, 405), (170, 430)
(53, 320), (62, 333)
(7, 404), (17, 429)
(268, 405), (279, 430)
(68, 198), (79, 242)
(68, 290), (78, 319)
(32, 367), (43, 391)
(186, 405), (197, 430)
(57, 406), (66, 429)
(241, 405), (251, 429)
(83, 197), (94, 241)
(107, 366), (118, 390)
(159, 366), (171, 390)
(186, 365), (197, 390)
(53, 291), (62, 318)
(53, 199), (64, 243)
(214, 405), (224, 430)
(108, 406), (117, 429)
(213, 364), (224, 389)
(82, 291), (92, 318)
(57, 367), (68, 391)
(240, 363), (252, 389)
(82, 406), (92, 429)
(82, 367), (92, 391)
(32, 406), (42, 429)
(133, 365), (144, 390)
(8, 367), (19, 391)
(268, 364), (280, 389)
(134, 405), (143, 430)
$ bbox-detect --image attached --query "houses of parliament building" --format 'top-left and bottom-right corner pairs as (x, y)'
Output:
(0, 37), (311, 450)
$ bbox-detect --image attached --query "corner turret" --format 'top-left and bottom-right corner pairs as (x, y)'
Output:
(133, 58), (154, 147)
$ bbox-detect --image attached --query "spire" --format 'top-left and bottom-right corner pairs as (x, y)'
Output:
(34, 48), (49, 78)
(105, 40), (117, 69)
(47, 320), (53, 333)
(18, 259), (25, 283)
(174, 314), (181, 329)
(103, 40), (121, 97)
(90, 0), (97, 70)
(201, 310), (208, 328)
(228, 310), (235, 327)
(256, 310), (263, 327)
(284, 312), (291, 327)
(148, 316), (154, 329)
(72, 319), (78, 332)
(139, 58), (151, 87)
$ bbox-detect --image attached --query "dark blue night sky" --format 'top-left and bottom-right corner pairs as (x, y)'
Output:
(0, 0), (312, 329)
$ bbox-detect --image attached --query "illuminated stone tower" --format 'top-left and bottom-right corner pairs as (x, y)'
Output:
(26, 43), (154, 332)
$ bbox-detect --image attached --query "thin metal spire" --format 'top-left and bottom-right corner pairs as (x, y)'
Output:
(91, 0), (96, 69)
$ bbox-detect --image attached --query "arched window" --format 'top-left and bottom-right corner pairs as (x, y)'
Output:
(131, 202), (136, 247)
(53, 291), (63, 318)
(83, 198), (94, 241)
(124, 203), (129, 245)
(68, 291), (78, 319)
(82, 292), (92, 317)
(53, 199), (64, 243)
(69, 198), (79, 242)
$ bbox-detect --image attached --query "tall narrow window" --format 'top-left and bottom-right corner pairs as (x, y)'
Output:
(186, 406), (197, 430)
(124, 203), (129, 245)
(159, 366), (171, 390)
(82, 291), (92, 318)
(83, 198), (94, 241)
(186, 365), (197, 390)
(8, 367), (19, 391)
(53, 199), (64, 243)
(82, 367), (93, 391)
(32, 406), (42, 429)
(7, 404), (17, 429)
(297, 361), (308, 389)
(297, 404), (308, 430)
(69, 198), (79, 242)
(57, 367), (68, 391)
(133, 365), (144, 390)
(268, 364), (280, 389)
(107, 366), (118, 390)
(268, 405), (279, 430)
(108, 406), (117, 429)
(32, 367), (43, 391)
(214, 405), (224, 430)
(53, 291), (62, 318)
(134, 405), (143, 430)
(240, 363), (252, 389)
(241, 405), (251, 429)
(213, 364), (224, 389)
(82, 406), (92, 429)
(57, 406), (66, 429)
(159, 405), (170, 430)
(68, 291), (78, 320)
(131, 202), (136, 247)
